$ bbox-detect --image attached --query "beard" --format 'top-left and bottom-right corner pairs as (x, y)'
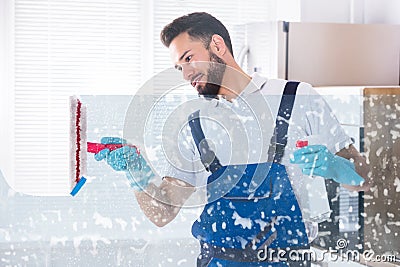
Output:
(198, 52), (226, 99)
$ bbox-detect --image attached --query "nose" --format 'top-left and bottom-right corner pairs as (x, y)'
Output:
(181, 63), (195, 81)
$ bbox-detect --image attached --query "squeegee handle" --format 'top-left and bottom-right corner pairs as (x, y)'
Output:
(87, 142), (140, 154)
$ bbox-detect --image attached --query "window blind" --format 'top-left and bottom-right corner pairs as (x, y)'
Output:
(8, 0), (142, 195)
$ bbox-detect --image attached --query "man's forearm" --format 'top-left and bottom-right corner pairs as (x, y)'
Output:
(134, 178), (195, 227)
(134, 182), (180, 227)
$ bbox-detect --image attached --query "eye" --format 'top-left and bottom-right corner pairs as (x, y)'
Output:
(185, 55), (192, 62)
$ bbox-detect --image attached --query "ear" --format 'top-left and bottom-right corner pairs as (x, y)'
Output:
(209, 34), (227, 56)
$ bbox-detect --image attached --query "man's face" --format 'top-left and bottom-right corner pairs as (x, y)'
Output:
(169, 32), (226, 97)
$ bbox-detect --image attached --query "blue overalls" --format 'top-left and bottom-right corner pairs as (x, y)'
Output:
(188, 82), (310, 267)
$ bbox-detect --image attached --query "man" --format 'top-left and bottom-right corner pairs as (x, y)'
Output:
(95, 12), (370, 267)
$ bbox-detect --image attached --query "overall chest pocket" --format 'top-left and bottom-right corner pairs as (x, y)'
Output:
(206, 162), (282, 201)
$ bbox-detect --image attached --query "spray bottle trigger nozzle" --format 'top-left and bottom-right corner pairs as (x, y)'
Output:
(296, 140), (309, 148)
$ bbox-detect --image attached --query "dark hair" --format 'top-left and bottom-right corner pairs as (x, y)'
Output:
(160, 12), (233, 56)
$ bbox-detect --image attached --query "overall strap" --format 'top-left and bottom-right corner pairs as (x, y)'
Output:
(188, 110), (222, 173)
(267, 81), (300, 163)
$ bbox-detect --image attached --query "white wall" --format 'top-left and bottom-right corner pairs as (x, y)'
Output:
(277, 0), (301, 22)
(0, 0), (12, 188)
(300, 0), (400, 24)
(300, 0), (355, 23)
(0, 0), (5, 92)
(0, 0), (6, 113)
(363, 0), (400, 24)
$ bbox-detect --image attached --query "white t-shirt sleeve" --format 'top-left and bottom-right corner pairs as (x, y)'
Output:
(302, 83), (353, 153)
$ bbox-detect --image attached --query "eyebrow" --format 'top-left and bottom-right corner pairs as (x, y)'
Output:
(174, 49), (191, 69)
(179, 49), (191, 61)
